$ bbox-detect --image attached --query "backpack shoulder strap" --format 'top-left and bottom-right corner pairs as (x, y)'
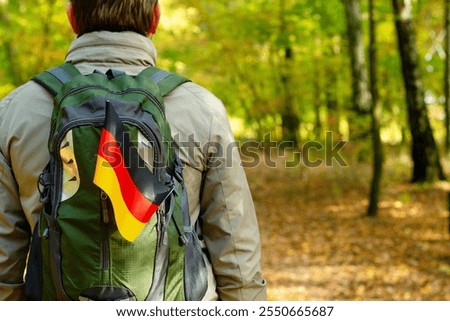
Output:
(140, 67), (191, 96)
(32, 63), (81, 96)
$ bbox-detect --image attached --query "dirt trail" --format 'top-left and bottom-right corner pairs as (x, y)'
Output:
(245, 155), (450, 300)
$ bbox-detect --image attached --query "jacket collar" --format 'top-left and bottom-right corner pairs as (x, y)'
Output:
(65, 31), (157, 74)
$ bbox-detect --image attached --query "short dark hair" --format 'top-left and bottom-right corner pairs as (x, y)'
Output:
(71, 0), (158, 36)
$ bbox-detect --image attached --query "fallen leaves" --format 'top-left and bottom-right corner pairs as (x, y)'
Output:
(245, 152), (450, 300)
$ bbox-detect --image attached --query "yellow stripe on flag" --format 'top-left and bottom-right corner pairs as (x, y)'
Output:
(93, 155), (146, 242)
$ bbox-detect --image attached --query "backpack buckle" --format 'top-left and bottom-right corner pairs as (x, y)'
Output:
(173, 156), (184, 183)
(38, 171), (53, 204)
(178, 235), (189, 246)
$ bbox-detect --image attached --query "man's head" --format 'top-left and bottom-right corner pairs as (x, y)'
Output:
(67, 0), (160, 36)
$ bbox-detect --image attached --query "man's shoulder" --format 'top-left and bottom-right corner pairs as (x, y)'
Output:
(0, 80), (54, 157)
(1, 80), (53, 110)
(166, 81), (225, 114)
(0, 80), (54, 138)
(163, 79), (234, 147)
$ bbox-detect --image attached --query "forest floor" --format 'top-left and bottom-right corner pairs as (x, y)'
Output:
(245, 147), (450, 301)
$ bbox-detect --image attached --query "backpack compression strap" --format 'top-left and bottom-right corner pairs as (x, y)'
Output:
(140, 67), (191, 96)
(33, 63), (190, 97)
(32, 63), (81, 96)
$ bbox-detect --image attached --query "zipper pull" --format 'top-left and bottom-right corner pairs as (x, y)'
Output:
(156, 208), (168, 246)
(101, 191), (110, 224)
(159, 209), (166, 235)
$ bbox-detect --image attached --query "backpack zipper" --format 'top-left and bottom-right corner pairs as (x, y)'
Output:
(100, 191), (111, 270)
(49, 85), (101, 144)
(52, 116), (162, 208)
(157, 207), (166, 247)
(50, 85), (165, 153)
(59, 85), (165, 115)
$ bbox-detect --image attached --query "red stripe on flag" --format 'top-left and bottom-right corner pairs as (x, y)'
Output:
(97, 129), (159, 223)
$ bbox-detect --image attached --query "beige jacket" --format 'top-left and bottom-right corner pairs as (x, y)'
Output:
(0, 31), (266, 301)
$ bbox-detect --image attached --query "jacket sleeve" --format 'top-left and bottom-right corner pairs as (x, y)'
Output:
(199, 99), (267, 301)
(0, 84), (52, 300)
(0, 150), (29, 300)
(0, 92), (32, 300)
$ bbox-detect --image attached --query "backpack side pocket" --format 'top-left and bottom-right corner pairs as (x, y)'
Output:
(25, 221), (43, 300)
(184, 229), (208, 301)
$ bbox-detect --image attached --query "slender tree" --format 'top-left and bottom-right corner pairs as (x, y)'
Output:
(342, 0), (372, 166)
(325, 57), (341, 140)
(392, 0), (446, 183)
(279, 0), (300, 146)
(445, 0), (450, 153)
(342, 0), (372, 118)
(367, 0), (384, 217)
(313, 56), (323, 141)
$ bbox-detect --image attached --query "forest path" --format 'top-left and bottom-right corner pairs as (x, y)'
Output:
(245, 152), (450, 300)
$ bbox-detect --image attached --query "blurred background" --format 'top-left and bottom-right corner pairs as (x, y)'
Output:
(1, 0), (449, 300)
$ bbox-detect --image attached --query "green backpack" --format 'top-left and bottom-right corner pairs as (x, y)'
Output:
(25, 63), (208, 301)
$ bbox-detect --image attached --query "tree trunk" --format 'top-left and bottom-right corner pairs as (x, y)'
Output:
(392, 0), (446, 183)
(313, 60), (323, 141)
(342, 0), (372, 165)
(280, 47), (300, 145)
(325, 62), (341, 140)
(367, 0), (384, 217)
(342, 0), (372, 115)
(279, 0), (300, 146)
(445, 0), (450, 153)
